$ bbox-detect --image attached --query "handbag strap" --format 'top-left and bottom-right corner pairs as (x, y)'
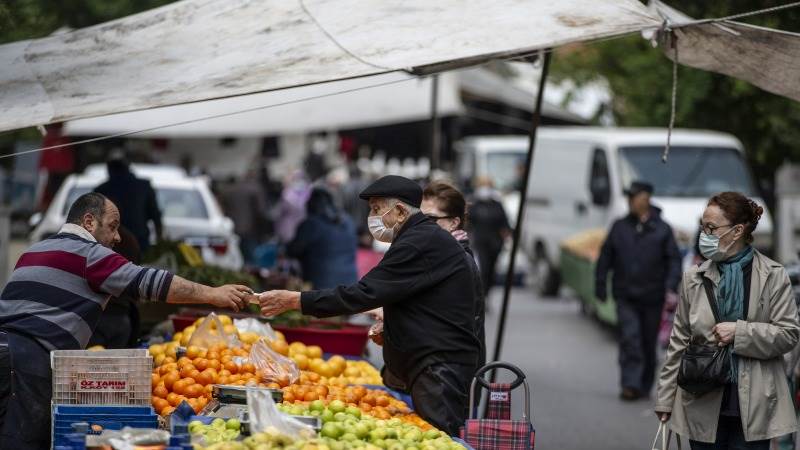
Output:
(701, 276), (722, 324)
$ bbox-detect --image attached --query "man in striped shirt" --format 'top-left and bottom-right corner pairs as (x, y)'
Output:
(0, 192), (254, 449)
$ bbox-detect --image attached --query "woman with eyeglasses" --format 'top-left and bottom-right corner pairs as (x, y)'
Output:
(655, 191), (800, 450)
(421, 181), (485, 368)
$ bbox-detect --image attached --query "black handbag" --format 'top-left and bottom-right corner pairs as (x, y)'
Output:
(676, 277), (731, 396)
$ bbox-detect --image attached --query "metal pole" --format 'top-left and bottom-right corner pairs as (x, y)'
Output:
(430, 74), (441, 171)
(491, 51), (551, 371)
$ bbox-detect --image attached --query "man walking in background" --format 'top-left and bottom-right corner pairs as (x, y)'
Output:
(595, 181), (681, 401)
(95, 150), (163, 251)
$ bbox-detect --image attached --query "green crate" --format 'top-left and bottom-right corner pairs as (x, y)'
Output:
(559, 249), (617, 326)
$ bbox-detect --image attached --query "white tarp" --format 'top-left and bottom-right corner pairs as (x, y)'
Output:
(0, 0), (659, 133)
(652, 1), (800, 103)
(64, 72), (463, 137)
(63, 67), (584, 138)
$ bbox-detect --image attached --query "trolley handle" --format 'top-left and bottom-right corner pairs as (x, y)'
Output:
(473, 361), (526, 389)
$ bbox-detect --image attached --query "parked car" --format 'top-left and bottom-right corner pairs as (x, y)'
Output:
(30, 164), (244, 270)
(468, 127), (772, 297)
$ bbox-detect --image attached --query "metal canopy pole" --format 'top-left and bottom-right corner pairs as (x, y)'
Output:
(430, 74), (441, 170)
(491, 51), (551, 371)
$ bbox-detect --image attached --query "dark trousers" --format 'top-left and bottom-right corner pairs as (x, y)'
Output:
(689, 416), (769, 450)
(474, 243), (501, 297)
(0, 331), (52, 450)
(411, 363), (476, 437)
(616, 298), (663, 394)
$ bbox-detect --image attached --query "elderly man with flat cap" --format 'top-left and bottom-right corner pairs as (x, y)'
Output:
(260, 175), (481, 435)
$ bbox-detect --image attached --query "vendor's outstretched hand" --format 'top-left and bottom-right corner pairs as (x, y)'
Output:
(208, 284), (252, 312)
(258, 290), (301, 317)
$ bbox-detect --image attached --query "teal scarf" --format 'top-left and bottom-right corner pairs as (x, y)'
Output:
(716, 246), (754, 382)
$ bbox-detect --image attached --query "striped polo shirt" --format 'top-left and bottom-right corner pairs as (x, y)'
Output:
(0, 227), (173, 350)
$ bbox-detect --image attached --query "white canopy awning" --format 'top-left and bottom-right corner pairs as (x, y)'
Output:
(0, 0), (659, 133)
(63, 67), (585, 138)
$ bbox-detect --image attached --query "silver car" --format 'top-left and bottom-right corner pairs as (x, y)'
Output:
(30, 164), (244, 270)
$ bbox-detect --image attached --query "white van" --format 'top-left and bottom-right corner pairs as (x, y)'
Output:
(467, 127), (772, 296)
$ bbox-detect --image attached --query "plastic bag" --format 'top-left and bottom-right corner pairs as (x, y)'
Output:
(234, 317), (277, 342)
(188, 312), (241, 348)
(103, 427), (170, 450)
(247, 388), (315, 440)
(249, 338), (299, 386)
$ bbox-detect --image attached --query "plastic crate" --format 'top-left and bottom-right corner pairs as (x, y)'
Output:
(273, 321), (369, 356)
(51, 349), (152, 406)
(52, 405), (158, 447)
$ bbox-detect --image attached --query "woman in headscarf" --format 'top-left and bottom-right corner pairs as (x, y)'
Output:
(655, 192), (800, 449)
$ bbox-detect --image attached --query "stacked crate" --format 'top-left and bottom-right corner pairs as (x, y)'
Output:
(50, 349), (158, 447)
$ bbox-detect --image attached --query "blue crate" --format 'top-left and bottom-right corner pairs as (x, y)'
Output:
(52, 405), (158, 447)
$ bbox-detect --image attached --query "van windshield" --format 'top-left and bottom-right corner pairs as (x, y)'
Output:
(63, 187), (209, 219)
(618, 146), (755, 197)
(486, 151), (526, 191)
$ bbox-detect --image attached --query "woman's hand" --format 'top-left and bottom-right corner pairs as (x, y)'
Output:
(712, 322), (737, 347)
(656, 412), (671, 422)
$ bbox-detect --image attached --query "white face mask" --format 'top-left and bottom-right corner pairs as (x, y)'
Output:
(698, 226), (737, 262)
(368, 207), (397, 243)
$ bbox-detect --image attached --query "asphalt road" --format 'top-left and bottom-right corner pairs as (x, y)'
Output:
(483, 287), (661, 450)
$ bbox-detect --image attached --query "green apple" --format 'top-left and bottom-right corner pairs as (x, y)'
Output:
(423, 430), (441, 440)
(188, 420), (204, 433)
(340, 432), (357, 442)
(320, 409), (336, 423)
(211, 418), (227, 430)
(369, 429), (388, 441)
(321, 422), (344, 439)
(404, 430), (423, 442)
(329, 400), (347, 414)
(353, 423), (370, 439)
(310, 399), (326, 412)
(334, 412), (350, 422)
(345, 406), (362, 418)
(226, 418), (241, 430)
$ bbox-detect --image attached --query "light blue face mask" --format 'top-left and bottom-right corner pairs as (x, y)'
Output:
(698, 226), (738, 262)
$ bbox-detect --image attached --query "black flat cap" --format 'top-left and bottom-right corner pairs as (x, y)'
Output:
(624, 180), (654, 197)
(359, 175), (422, 208)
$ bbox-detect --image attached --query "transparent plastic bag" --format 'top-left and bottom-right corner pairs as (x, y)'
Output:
(188, 312), (241, 348)
(249, 338), (299, 386)
(104, 427), (170, 450)
(247, 388), (315, 440)
(234, 317), (277, 342)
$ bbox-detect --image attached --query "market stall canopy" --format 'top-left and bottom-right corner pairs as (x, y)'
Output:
(0, 0), (660, 133)
(63, 67), (583, 138)
(651, 0), (800, 103)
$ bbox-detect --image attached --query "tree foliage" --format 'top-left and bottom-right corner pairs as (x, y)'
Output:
(551, 1), (800, 185)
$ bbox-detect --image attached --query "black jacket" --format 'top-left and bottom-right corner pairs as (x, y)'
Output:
(595, 206), (682, 304)
(460, 239), (486, 369)
(468, 197), (510, 254)
(301, 213), (481, 386)
(95, 171), (162, 250)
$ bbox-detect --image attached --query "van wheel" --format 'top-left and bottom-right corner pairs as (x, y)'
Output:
(531, 248), (561, 297)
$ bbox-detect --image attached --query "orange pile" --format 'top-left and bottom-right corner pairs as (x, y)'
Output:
(281, 382), (411, 420)
(150, 343), (285, 416)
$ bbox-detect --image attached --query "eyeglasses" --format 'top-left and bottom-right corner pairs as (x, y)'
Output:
(701, 223), (733, 235)
(426, 214), (455, 221)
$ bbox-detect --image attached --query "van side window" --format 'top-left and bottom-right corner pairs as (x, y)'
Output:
(589, 148), (611, 206)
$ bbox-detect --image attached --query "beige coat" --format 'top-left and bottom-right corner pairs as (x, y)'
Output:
(656, 251), (800, 443)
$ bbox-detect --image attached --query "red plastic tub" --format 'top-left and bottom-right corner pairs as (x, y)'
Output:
(273, 321), (370, 356)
